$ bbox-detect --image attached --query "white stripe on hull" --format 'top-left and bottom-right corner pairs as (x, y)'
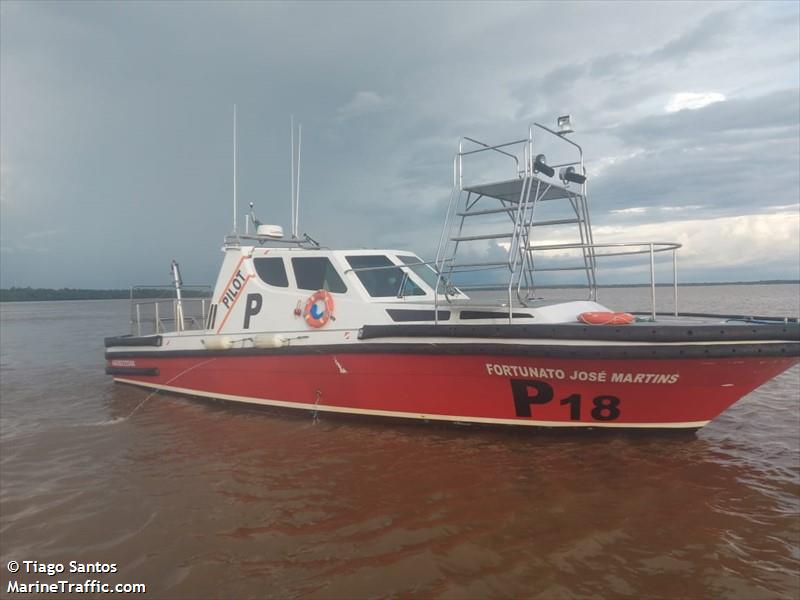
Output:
(113, 377), (710, 429)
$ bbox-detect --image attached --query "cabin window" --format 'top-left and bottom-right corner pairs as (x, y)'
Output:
(253, 257), (289, 287)
(345, 255), (425, 297)
(460, 310), (532, 319)
(291, 257), (347, 293)
(386, 309), (450, 322)
(397, 255), (440, 290)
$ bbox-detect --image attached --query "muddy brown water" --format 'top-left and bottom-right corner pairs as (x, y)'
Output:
(1, 285), (798, 599)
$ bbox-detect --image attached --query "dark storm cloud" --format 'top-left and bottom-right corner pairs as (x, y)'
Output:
(1, 1), (798, 288)
(585, 8), (733, 81)
(645, 9), (735, 64)
(590, 138), (798, 217)
(614, 89), (800, 144)
(512, 8), (739, 122)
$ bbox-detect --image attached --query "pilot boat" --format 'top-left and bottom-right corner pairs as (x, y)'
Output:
(105, 118), (799, 429)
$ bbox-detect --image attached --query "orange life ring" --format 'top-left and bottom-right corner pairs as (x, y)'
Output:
(578, 311), (636, 325)
(303, 290), (335, 328)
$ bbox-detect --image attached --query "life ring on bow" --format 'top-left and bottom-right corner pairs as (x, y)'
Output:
(303, 290), (335, 328)
(578, 311), (636, 325)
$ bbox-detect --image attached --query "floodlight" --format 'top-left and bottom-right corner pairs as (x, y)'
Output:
(557, 115), (574, 135)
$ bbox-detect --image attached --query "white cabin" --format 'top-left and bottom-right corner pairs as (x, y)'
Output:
(204, 244), (604, 336)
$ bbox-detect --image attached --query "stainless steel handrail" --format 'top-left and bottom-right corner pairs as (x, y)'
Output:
(223, 232), (321, 248)
(130, 294), (211, 336)
(461, 137), (522, 169)
(433, 240), (681, 322)
(525, 241), (681, 320)
(456, 136), (530, 189)
(342, 258), (448, 274)
(526, 241), (680, 254)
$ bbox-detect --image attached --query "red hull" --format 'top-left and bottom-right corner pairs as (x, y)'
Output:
(107, 354), (798, 429)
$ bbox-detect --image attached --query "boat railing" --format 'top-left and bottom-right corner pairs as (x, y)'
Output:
(223, 232), (321, 249)
(434, 241), (682, 322)
(451, 123), (585, 190)
(129, 285), (213, 336)
(525, 241), (681, 321)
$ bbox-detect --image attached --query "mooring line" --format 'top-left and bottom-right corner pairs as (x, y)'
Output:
(124, 358), (218, 419)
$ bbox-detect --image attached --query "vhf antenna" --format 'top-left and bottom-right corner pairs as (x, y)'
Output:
(290, 116), (302, 238)
(232, 104), (238, 234)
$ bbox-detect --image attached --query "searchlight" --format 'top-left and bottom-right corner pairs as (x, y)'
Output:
(533, 154), (555, 177)
(560, 165), (587, 185)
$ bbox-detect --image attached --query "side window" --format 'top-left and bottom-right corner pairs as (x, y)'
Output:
(253, 257), (288, 287)
(345, 255), (425, 297)
(291, 257), (347, 293)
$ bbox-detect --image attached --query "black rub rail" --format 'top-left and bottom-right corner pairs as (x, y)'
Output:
(104, 335), (163, 347)
(358, 323), (800, 343)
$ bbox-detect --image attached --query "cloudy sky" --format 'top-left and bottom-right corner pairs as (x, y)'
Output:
(1, 1), (798, 289)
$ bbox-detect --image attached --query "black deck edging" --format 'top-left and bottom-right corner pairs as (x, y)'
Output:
(357, 323), (800, 343)
(631, 311), (800, 324)
(105, 341), (800, 360)
(104, 335), (163, 348)
(105, 366), (160, 376)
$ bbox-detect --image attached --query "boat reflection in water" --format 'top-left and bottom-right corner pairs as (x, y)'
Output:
(99, 372), (799, 598)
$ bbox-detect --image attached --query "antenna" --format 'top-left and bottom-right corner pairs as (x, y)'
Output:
(290, 115), (295, 238)
(289, 117), (303, 239)
(295, 123), (302, 238)
(233, 104), (238, 233)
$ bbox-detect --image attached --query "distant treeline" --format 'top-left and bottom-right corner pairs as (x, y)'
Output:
(550, 280), (800, 289)
(0, 287), (210, 302)
(1, 280), (797, 302)
(450, 280), (800, 291)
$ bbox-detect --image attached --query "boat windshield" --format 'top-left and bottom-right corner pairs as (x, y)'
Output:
(345, 255), (425, 297)
(397, 255), (440, 290)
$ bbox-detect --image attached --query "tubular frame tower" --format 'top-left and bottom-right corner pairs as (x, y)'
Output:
(434, 122), (679, 321)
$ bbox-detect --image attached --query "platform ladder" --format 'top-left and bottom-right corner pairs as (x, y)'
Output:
(434, 124), (598, 313)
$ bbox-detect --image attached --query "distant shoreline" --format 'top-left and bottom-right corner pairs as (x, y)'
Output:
(449, 280), (800, 292)
(1, 281), (798, 302)
(0, 288), (211, 302)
